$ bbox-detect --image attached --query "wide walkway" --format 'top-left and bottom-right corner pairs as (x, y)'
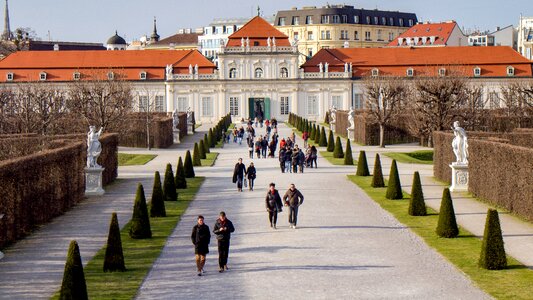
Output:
(136, 123), (489, 299)
(0, 125), (211, 299)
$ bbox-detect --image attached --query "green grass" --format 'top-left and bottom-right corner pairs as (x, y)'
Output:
(383, 150), (434, 165)
(118, 153), (157, 166)
(52, 177), (205, 300)
(201, 152), (219, 167)
(320, 150), (355, 165)
(347, 175), (533, 300)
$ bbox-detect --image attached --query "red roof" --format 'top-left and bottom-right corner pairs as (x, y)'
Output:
(302, 46), (533, 77)
(0, 49), (216, 82)
(387, 21), (457, 47)
(226, 16), (290, 47)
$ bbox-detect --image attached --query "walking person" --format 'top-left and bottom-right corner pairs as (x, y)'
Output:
(310, 145), (318, 168)
(302, 130), (309, 148)
(248, 137), (254, 159)
(246, 162), (256, 191)
(261, 136), (268, 158)
(279, 147), (286, 173)
(255, 137), (262, 159)
(283, 183), (304, 229)
(298, 147), (306, 173)
(213, 211), (235, 272)
(232, 158), (247, 192)
(265, 183), (283, 229)
(291, 146), (300, 173)
(191, 215), (210, 276)
(284, 146), (292, 173)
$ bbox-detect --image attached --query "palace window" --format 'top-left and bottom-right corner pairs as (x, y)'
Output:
(340, 30), (349, 40)
(389, 17), (394, 26)
(107, 71), (114, 80)
(201, 97), (213, 116)
(321, 15), (330, 24)
(399, 18), (404, 27)
(294, 32), (299, 40)
(39, 72), (47, 81)
(354, 31), (359, 40)
(353, 93), (364, 109)
(73, 72), (81, 80)
(321, 30), (331, 40)
(331, 96), (342, 109)
(382, 17), (386, 25)
(473, 67), (481, 77)
(406, 68), (414, 77)
(140, 71), (147, 80)
(278, 17), (286, 26)
(377, 30), (383, 41)
(507, 66), (515, 76)
(292, 16), (299, 25)
(229, 97), (239, 116)
(155, 95), (165, 112)
(354, 15), (359, 24)
(139, 96), (149, 111)
(308, 31), (314, 40)
(371, 68), (379, 77)
(438, 68), (446, 77)
(388, 32), (394, 41)
(308, 48), (313, 58)
(332, 15), (340, 24)
(342, 15), (348, 23)
(280, 67), (289, 78)
(177, 97), (188, 112)
(229, 68), (237, 79)
(365, 31), (371, 41)
(306, 15), (313, 24)
(408, 19), (414, 27)
(254, 68), (263, 78)
(489, 92), (500, 108)
(6, 72), (13, 81)
(307, 95), (318, 115)
(280, 96), (290, 115)
(374, 17), (379, 25)
(366, 16), (371, 24)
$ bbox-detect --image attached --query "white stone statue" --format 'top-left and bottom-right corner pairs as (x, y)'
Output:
(166, 64), (173, 79)
(349, 62), (353, 72)
(241, 37), (245, 47)
(267, 37), (271, 47)
(325, 62), (329, 73)
(452, 121), (468, 165)
(348, 107), (355, 129)
(246, 37), (250, 47)
(330, 106), (337, 123)
(186, 107), (193, 123)
(194, 64), (198, 74)
(172, 109), (180, 129)
(189, 64), (193, 74)
(344, 62), (349, 73)
(272, 37), (276, 46)
(87, 126), (103, 168)
(319, 62), (323, 73)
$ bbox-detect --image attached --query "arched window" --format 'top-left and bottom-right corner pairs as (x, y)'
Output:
(280, 67), (288, 78)
(229, 68), (237, 79)
(255, 68), (263, 78)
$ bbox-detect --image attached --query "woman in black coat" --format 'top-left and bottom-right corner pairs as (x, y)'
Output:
(232, 158), (247, 192)
(265, 183), (283, 229)
(245, 162), (256, 191)
(191, 215), (211, 276)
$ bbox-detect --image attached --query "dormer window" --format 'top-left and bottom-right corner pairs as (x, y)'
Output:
(406, 68), (414, 77)
(140, 71), (147, 80)
(438, 68), (446, 77)
(473, 67), (481, 77)
(371, 68), (379, 77)
(73, 72), (81, 80)
(39, 72), (47, 81)
(6, 72), (13, 81)
(107, 71), (114, 80)
(255, 68), (263, 78)
(506, 66), (515, 77)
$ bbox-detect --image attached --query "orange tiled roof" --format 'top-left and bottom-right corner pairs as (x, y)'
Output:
(387, 21), (457, 47)
(302, 46), (533, 77)
(226, 16), (290, 47)
(0, 49), (216, 82)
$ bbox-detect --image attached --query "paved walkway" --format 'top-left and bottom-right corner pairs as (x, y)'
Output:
(0, 125), (211, 299)
(136, 123), (489, 299)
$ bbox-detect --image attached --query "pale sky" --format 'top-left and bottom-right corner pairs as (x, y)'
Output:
(7, 0), (533, 43)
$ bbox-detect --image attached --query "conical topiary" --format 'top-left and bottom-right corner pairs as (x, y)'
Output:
(184, 150), (195, 178)
(203, 133), (210, 153)
(163, 163), (177, 201)
(408, 171), (427, 216)
(208, 129), (215, 148)
(192, 143), (201, 166)
(199, 140), (207, 159)
(310, 124), (316, 141)
(356, 151), (370, 176)
(129, 184), (152, 239)
(327, 130), (335, 152)
(333, 136), (344, 158)
(385, 159), (403, 199)
(150, 171), (166, 217)
(314, 126), (321, 144)
(436, 188), (459, 238)
(344, 139), (354, 165)
(175, 157), (187, 189)
(60, 240), (88, 300)
(103, 213), (126, 272)
(479, 209), (507, 270)
(319, 127), (327, 147)
(371, 154), (385, 187)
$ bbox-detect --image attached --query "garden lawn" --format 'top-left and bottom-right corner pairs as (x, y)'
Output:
(201, 152), (219, 167)
(348, 175), (533, 300)
(320, 150), (354, 165)
(383, 150), (433, 165)
(52, 177), (205, 300)
(118, 153), (157, 166)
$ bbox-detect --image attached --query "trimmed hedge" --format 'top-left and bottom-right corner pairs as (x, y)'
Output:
(385, 159), (403, 200)
(479, 209), (507, 270)
(333, 136), (344, 158)
(184, 150), (195, 178)
(436, 188), (459, 238)
(192, 143), (201, 166)
(356, 151), (370, 176)
(408, 171), (427, 216)
(103, 213), (126, 272)
(371, 154), (385, 188)
(129, 184), (152, 239)
(150, 171), (166, 217)
(327, 130), (335, 152)
(319, 127), (327, 147)
(344, 139), (353, 165)
(60, 240), (88, 300)
(163, 164), (177, 201)
(175, 157), (187, 189)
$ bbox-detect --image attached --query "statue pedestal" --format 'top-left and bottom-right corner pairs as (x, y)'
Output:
(187, 122), (194, 135)
(347, 128), (355, 142)
(173, 129), (180, 144)
(329, 122), (336, 133)
(85, 167), (105, 196)
(449, 163), (469, 192)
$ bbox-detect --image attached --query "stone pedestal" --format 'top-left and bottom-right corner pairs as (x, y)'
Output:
(449, 163), (469, 192)
(347, 128), (354, 141)
(187, 123), (194, 135)
(85, 167), (105, 196)
(173, 129), (180, 144)
(330, 122), (336, 133)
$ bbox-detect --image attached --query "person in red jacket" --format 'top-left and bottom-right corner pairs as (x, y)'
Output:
(302, 131), (309, 148)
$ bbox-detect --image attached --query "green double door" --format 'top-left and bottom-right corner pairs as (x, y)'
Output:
(248, 98), (270, 120)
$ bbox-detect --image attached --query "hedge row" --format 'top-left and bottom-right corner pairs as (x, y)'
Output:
(118, 116), (174, 149)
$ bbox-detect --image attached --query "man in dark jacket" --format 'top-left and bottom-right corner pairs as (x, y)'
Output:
(265, 183), (283, 229)
(261, 136), (268, 158)
(283, 184), (304, 229)
(191, 215), (210, 276)
(279, 147), (286, 173)
(291, 146), (300, 173)
(213, 211), (235, 272)
(246, 162), (256, 191)
(232, 158), (247, 192)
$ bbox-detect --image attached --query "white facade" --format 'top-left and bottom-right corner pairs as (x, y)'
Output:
(447, 25), (468, 46)
(198, 18), (248, 65)
(518, 16), (533, 60)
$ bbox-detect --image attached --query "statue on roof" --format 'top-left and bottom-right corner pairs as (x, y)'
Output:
(344, 62), (349, 73)
(272, 37), (276, 46)
(241, 37), (245, 47)
(189, 64), (193, 74)
(194, 64), (198, 74)
(267, 37), (271, 47)
(166, 64), (173, 79)
(325, 62), (329, 73)
(246, 37), (250, 47)
(318, 62), (323, 73)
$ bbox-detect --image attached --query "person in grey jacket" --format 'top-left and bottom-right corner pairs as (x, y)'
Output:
(213, 211), (235, 272)
(265, 183), (283, 229)
(283, 183), (304, 229)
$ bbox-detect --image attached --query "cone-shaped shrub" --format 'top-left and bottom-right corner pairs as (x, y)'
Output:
(408, 172), (427, 216)
(60, 240), (88, 300)
(103, 213), (126, 272)
(315, 126), (321, 144)
(385, 159), (403, 199)
(129, 184), (152, 239)
(344, 139), (354, 165)
(199, 140), (207, 159)
(436, 188), (459, 238)
(163, 163), (177, 201)
(310, 124), (316, 140)
(192, 143), (201, 166)
(327, 131), (335, 152)
(184, 150), (195, 178)
(175, 157), (187, 189)
(150, 171), (166, 217)
(479, 209), (507, 270)
(319, 127), (327, 147)
(203, 134), (210, 153)
(324, 111), (330, 124)
(208, 129), (215, 148)
(333, 136), (344, 158)
(371, 154), (385, 187)
(356, 151), (370, 176)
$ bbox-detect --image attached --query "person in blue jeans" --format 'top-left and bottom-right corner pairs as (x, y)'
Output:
(213, 211), (235, 272)
(283, 183), (304, 229)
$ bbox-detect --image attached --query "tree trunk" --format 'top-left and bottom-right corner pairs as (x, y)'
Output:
(146, 116), (151, 150)
(379, 124), (385, 148)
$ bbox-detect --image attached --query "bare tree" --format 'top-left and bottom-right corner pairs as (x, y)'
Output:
(67, 70), (133, 131)
(136, 86), (165, 150)
(460, 84), (487, 131)
(0, 87), (15, 133)
(363, 76), (409, 148)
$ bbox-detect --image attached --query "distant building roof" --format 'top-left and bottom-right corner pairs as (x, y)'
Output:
(152, 33), (201, 46)
(106, 32), (127, 45)
(387, 21), (458, 46)
(27, 40), (105, 51)
(226, 16), (290, 47)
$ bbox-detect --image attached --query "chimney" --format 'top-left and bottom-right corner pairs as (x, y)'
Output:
(53, 44), (59, 51)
